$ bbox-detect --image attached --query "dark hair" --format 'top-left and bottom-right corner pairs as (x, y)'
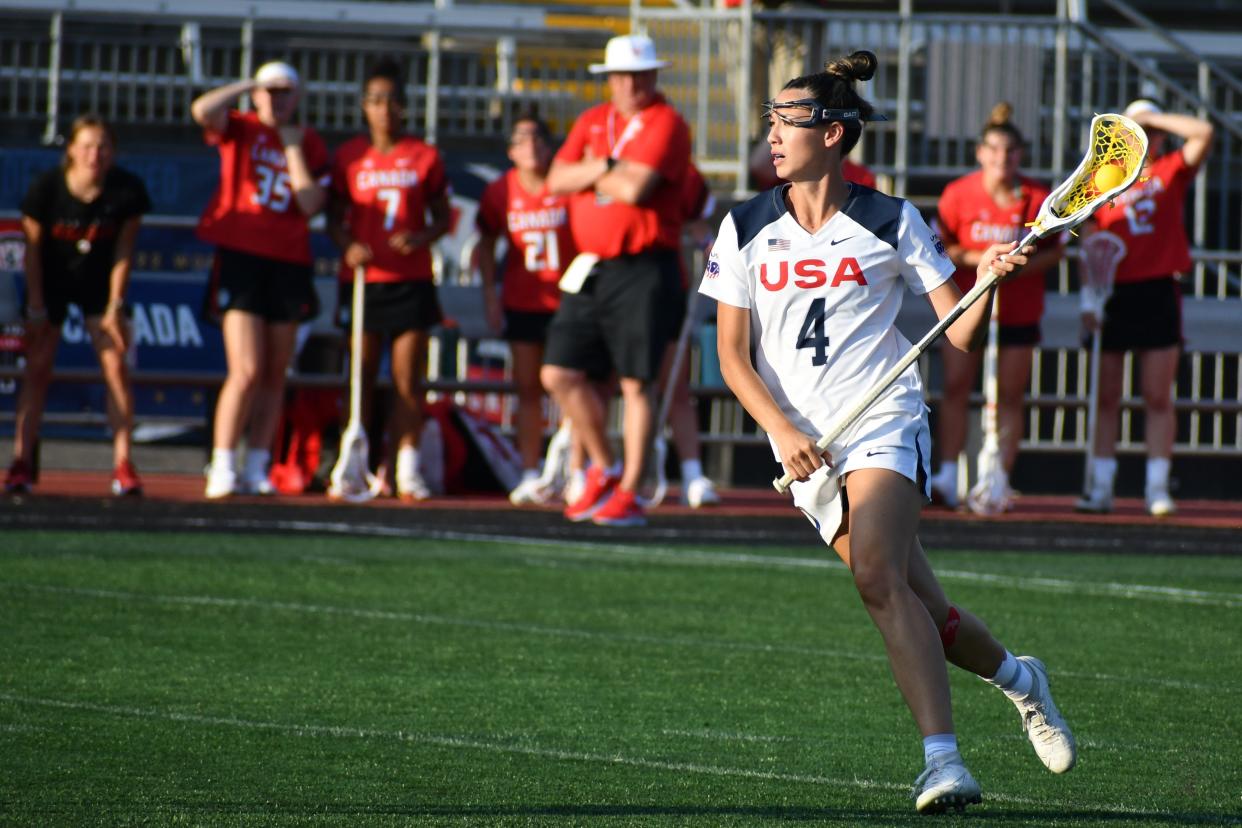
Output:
(980, 101), (1024, 146)
(61, 114), (115, 170)
(363, 58), (406, 105)
(511, 109), (553, 144)
(782, 50), (878, 156)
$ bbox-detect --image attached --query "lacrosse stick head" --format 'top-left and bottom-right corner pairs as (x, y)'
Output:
(966, 442), (1012, 516)
(328, 426), (380, 503)
(1079, 231), (1127, 317)
(1025, 113), (1147, 241)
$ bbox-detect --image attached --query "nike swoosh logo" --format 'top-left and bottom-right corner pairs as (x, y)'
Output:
(830, 237), (855, 245)
(865, 448), (889, 457)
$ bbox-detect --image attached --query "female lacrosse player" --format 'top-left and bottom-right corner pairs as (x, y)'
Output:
(193, 61), (329, 498)
(328, 58), (450, 501)
(476, 113), (576, 504)
(930, 103), (1066, 508)
(700, 51), (1076, 814)
(5, 115), (150, 496)
(1078, 100), (1213, 517)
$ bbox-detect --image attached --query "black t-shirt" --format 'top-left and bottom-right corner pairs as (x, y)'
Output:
(20, 166), (151, 283)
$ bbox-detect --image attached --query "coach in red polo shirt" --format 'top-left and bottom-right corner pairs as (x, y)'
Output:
(541, 34), (692, 528)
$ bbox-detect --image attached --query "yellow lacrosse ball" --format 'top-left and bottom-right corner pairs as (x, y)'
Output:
(1093, 164), (1126, 193)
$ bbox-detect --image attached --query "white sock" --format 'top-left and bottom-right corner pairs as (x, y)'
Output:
(935, 460), (957, 487)
(521, 468), (540, 482)
(984, 651), (1034, 702)
(681, 458), (703, 482)
(1091, 457), (1117, 492)
(244, 448), (270, 480)
(1146, 457), (1171, 492)
(923, 733), (959, 764)
(397, 445), (420, 482)
(211, 448), (236, 473)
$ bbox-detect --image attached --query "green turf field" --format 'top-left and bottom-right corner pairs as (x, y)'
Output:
(2, 530), (1240, 826)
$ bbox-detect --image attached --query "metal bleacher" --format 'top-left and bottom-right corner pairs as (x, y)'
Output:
(0, 0), (1239, 494)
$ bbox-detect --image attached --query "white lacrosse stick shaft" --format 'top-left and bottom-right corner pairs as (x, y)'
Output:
(966, 290), (1010, 515)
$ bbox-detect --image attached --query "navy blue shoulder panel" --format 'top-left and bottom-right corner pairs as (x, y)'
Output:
(729, 186), (788, 251)
(841, 185), (904, 250)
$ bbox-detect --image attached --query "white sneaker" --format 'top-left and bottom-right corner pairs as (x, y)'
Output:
(242, 473), (274, 496)
(683, 476), (720, 508)
(509, 475), (555, 506)
(1074, 487), (1112, 514)
(929, 474), (958, 508)
(204, 464), (237, 499)
(911, 751), (981, 814)
(1013, 656), (1077, 774)
(398, 473), (431, 502)
(1146, 489), (1176, 517)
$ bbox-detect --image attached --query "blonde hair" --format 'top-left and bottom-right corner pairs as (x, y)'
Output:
(61, 114), (115, 170)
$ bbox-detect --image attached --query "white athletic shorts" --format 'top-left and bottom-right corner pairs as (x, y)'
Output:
(788, 406), (932, 546)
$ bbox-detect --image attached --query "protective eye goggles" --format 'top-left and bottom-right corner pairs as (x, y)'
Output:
(762, 98), (887, 128)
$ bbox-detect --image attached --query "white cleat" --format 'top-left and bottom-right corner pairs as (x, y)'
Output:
(509, 475), (555, 506)
(683, 476), (720, 508)
(1074, 488), (1112, 514)
(242, 474), (275, 496)
(204, 464), (237, 500)
(398, 473), (431, 502)
(1146, 489), (1176, 517)
(911, 751), (982, 814)
(1014, 656), (1077, 774)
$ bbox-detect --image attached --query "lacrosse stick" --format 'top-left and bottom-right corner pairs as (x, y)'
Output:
(965, 290), (1009, 515)
(773, 112), (1148, 494)
(328, 266), (382, 502)
(1078, 230), (1126, 496)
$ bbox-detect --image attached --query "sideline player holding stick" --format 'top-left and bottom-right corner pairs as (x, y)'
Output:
(699, 50), (1076, 814)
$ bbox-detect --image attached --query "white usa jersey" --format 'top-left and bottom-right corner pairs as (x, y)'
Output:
(699, 184), (954, 454)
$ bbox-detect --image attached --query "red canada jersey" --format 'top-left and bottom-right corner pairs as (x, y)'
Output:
(1092, 151), (1195, 284)
(843, 159), (877, 189)
(332, 135), (449, 283)
(936, 171), (1054, 327)
(554, 94), (691, 258)
(197, 110), (328, 265)
(476, 169), (574, 313)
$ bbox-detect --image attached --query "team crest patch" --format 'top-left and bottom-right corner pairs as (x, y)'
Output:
(930, 233), (947, 257)
(767, 238), (791, 251)
(704, 259), (720, 279)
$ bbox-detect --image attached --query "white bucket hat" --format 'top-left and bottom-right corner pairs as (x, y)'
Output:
(1123, 99), (1161, 119)
(254, 60), (300, 89)
(589, 34), (671, 74)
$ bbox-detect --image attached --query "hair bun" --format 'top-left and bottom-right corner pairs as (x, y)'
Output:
(988, 101), (1013, 127)
(824, 50), (877, 83)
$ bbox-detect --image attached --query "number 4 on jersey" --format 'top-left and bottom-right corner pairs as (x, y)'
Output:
(796, 297), (829, 366)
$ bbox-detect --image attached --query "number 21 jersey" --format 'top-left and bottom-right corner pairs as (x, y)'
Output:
(699, 185), (954, 444)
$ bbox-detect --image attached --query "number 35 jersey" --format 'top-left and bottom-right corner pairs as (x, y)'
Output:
(476, 168), (575, 313)
(197, 110), (329, 266)
(332, 135), (449, 284)
(699, 184), (955, 446)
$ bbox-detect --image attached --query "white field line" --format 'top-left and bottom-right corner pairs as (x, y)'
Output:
(662, 728), (797, 743)
(2, 582), (889, 665)
(7, 515), (1242, 609)
(0, 691), (1185, 818)
(5, 581), (1235, 694)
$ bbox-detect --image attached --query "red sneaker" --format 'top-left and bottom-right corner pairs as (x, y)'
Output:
(4, 459), (33, 494)
(563, 465), (618, 522)
(111, 460), (143, 496)
(591, 487), (647, 527)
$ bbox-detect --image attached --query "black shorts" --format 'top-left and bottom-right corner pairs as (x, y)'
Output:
(1101, 276), (1182, 352)
(25, 270), (110, 325)
(204, 247), (318, 324)
(544, 249), (681, 382)
(504, 309), (555, 344)
(998, 323), (1041, 347)
(336, 280), (442, 338)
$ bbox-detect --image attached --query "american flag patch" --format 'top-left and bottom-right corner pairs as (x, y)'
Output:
(767, 238), (790, 251)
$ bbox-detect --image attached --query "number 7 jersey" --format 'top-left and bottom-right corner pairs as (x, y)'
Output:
(699, 184), (955, 442)
(332, 134), (449, 283)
